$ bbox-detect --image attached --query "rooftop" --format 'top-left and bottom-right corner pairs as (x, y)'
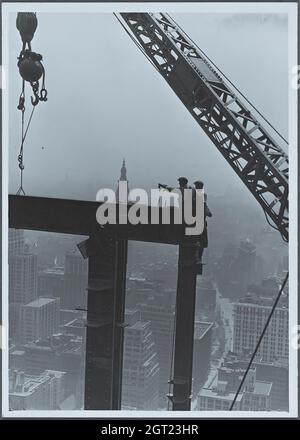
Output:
(236, 293), (288, 309)
(128, 320), (150, 331)
(41, 266), (64, 276)
(24, 297), (57, 308)
(10, 350), (25, 356)
(24, 333), (83, 355)
(194, 321), (214, 339)
(199, 387), (243, 402)
(64, 318), (85, 329)
(252, 380), (272, 396)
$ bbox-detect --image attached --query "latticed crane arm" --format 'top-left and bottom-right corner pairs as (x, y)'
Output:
(120, 13), (289, 241)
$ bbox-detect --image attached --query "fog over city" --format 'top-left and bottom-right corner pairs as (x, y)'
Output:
(7, 11), (290, 413)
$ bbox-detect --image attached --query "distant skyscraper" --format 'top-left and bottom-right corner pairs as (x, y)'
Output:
(9, 245), (37, 304)
(8, 228), (25, 256)
(9, 244), (38, 342)
(19, 297), (60, 344)
(216, 239), (258, 299)
(140, 293), (174, 405)
(122, 309), (160, 410)
(116, 158), (128, 202)
(235, 238), (257, 290)
(196, 277), (217, 322)
(38, 265), (65, 300)
(63, 249), (88, 309)
(120, 158), (127, 181)
(116, 158), (135, 272)
(233, 282), (288, 363)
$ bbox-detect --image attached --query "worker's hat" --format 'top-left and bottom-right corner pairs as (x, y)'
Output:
(178, 176), (188, 184)
(194, 180), (204, 188)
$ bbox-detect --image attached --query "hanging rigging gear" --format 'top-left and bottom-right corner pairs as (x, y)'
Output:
(18, 51), (43, 82)
(17, 12), (47, 108)
(16, 12), (38, 51)
(16, 12), (48, 195)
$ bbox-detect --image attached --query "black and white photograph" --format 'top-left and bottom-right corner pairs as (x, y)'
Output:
(1, 1), (298, 420)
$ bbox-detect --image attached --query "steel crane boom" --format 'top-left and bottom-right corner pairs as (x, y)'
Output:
(119, 12), (289, 241)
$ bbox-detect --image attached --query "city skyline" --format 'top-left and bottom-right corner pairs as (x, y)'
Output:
(7, 156), (289, 411)
(2, 3), (296, 418)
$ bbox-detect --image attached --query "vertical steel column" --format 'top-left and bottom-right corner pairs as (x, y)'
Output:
(171, 241), (198, 411)
(84, 234), (128, 410)
(112, 239), (128, 409)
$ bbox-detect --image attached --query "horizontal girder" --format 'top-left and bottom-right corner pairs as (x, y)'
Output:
(9, 195), (191, 244)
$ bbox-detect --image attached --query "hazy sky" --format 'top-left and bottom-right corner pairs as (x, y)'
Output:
(8, 12), (288, 202)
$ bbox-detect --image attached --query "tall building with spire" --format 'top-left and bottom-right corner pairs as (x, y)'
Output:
(116, 158), (128, 202)
(120, 158), (127, 182)
(116, 158), (135, 274)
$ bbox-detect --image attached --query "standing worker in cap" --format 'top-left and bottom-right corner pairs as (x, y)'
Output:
(158, 176), (191, 193)
(193, 180), (212, 262)
(158, 176), (191, 216)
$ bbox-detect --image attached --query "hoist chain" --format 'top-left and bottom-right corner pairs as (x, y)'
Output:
(16, 105), (26, 195)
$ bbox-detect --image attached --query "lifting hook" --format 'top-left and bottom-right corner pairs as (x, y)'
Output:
(31, 90), (40, 106)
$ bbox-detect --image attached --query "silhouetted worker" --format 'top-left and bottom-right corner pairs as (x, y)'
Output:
(177, 176), (190, 191)
(193, 180), (212, 262)
(158, 176), (192, 212)
(158, 177), (192, 228)
(158, 176), (191, 193)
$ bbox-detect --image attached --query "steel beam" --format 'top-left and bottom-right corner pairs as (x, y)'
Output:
(112, 239), (128, 408)
(9, 195), (186, 244)
(84, 234), (128, 409)
(169, 241), (198, 410)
